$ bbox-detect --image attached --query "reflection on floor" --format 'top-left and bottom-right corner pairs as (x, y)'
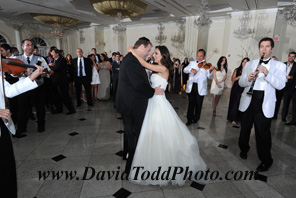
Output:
(12, 88), (296, 198)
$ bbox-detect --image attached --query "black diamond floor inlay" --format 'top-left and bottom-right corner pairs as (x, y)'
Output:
(218, 144), (228, 149)
(232, 125), (240, 128)
(255, 172), (267, 182)
(115, 150), (124, 157)
(52, 154), (66, 162)
(68, 132), (79, 136)
(116, 130), (124, 134)
(113, 188), (131, 198)
(190, 181), (205, 191)
(79, 118), (86, 121)
(197, 127), (205, 130)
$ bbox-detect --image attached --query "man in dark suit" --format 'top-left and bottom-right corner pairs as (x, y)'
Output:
(115, 37), (163, 175)
(72, 48), (93, 107)
(286, 80), (296, 125)
(49, 49), (76, 115)
(112, 52), (120, 102)
(274, 53), (296, 120)
(91, 48), (100, 64)
(281, 52), (296, 123)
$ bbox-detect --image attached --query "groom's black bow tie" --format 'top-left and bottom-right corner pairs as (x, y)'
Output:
(260, 58), (271, 65)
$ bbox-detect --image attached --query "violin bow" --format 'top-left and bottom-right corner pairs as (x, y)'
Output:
(205, 48), (219, 63)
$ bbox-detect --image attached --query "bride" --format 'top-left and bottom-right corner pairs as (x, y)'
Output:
(128, 46), (207, 186)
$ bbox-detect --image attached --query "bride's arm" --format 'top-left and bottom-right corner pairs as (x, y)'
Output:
(127, 47), (166, 73)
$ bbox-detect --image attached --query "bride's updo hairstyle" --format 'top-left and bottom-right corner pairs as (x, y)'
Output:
(156, 45), (173, 75)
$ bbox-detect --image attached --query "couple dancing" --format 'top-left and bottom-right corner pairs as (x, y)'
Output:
(116, 37), (207, 186)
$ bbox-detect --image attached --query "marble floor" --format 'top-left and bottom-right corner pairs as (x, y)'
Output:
(11, 88), (296, 198)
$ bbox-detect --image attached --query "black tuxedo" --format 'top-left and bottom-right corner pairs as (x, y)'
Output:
(112, 60), (120, 101)
(281, 62), (296, 120)
(115, 53), (154, 174)
(72, 57), (93, 106)
(50, 57), (75, 112)
(274, 62), (296, 119)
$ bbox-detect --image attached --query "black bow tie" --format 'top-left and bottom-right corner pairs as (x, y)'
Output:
(260, 58), (271, 65)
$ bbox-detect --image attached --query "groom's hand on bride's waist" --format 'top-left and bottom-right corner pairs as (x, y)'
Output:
(154, 85), (164, 95)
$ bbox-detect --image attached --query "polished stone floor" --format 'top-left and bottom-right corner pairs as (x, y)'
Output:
(11, 88), (296, 198)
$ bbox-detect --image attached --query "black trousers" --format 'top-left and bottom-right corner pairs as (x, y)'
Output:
(17, 85), (46, 133)
(282, 88), (295, 120)
(187, 83), (204, 122)
(74, 77), (92, 105)
(239, 90), (273, 165)
(291, 90), (296, 122)
(122, 112), (145, 174)
(52, 83), (75, 112)
(0, 120), (17, 198)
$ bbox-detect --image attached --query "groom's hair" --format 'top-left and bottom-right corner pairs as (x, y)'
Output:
(134, 37), (152, 49)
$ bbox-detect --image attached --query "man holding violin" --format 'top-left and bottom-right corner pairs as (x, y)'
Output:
(15, 39), (51, 136)
(184, 49), (215, 126)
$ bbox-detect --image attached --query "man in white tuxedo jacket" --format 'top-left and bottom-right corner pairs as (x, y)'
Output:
(184, 49), (214, 125)
(238, 37), (286, 172)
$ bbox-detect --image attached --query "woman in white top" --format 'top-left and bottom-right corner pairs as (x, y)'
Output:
(210, 56), (228, 115)
(88, 54), (100, 100)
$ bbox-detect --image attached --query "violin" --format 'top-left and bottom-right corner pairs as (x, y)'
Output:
(1, 58), (53, 76)
(198, 62), (213, 70)
(1, 58), (36, 76)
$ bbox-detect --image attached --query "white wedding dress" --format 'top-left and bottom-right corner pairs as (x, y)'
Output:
(129, 74), (207, 186)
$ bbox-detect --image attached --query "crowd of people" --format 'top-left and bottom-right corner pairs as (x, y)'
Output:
(1, 36), (296, 196)
(1, 40), (124, 138)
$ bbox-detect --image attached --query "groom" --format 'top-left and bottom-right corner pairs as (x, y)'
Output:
(115, 37), (163, 175)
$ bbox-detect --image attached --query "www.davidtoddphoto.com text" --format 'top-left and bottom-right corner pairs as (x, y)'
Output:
(38, 166), (260, 182)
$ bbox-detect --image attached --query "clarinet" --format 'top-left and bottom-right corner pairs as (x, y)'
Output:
(246, 54), (264, 96)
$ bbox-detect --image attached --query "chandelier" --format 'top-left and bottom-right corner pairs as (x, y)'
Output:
(194, 0), (212, 30)
(113, 12), (126, 33)
(31, 14), (78, 26)
(32, 14), (78, 38)
(155, 23), (167, 45)
(51, 23), (63, 37)
(233, 13), (255, 40)
(90, 0), (148, 18)
(283, 0), (296, 28)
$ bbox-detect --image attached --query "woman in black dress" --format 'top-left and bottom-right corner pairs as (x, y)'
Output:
(227, 57), (250, 125)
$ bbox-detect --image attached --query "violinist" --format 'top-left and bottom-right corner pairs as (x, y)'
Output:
(0, 62), (44, 197)
(15, 39), (51, 136)
(1, 44), (18, 123)
(183, 49), (215, 126)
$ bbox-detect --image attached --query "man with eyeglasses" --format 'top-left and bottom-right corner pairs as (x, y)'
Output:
(14, 39), (51, 137)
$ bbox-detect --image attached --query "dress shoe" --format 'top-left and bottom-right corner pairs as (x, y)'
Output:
(66, 110), (76, 115)
(256, 162), (272, 172)
(38, 126), (45, 133)
(285, 121), (296, 126)
(282, 118), (287, 122)
(186, 121), (192, 126)
(192, 120), (198, 123)
(239, 152), (247, 159)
